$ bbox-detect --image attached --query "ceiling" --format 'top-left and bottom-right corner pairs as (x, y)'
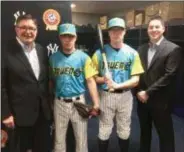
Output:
(71, 1), (156, 14)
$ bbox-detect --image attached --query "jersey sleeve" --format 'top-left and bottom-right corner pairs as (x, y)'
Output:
(84, 56), (98, 79)
(91, 52), (99, 72)
(131, 52), (144, 75)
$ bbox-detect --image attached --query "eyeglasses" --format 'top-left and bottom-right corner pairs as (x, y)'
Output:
(16, 26), (37, 32)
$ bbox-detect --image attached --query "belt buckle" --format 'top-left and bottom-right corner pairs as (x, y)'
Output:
(70, 96), (80, 101)
(58, 96), (80, 102)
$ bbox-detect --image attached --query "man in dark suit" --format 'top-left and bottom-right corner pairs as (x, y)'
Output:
(1, 14), (51, 152)
(136, 16), (182, 152)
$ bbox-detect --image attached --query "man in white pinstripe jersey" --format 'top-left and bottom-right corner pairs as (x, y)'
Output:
(92, 17), (144, 152)
(49, 23), (100, 152)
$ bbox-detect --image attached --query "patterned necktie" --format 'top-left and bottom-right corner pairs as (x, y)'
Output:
(148, 43), (156, 68)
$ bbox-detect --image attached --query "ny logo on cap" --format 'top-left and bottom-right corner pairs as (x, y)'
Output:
(14, 11), (26, 25)
(47, 43), (59, 56)
(64, 24), (71, 31)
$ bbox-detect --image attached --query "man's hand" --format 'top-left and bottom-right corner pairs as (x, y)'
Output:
(137, 91), (149, 103)
(93, 103), (100, 110)
(2, 115), (15, 128)
(90, 104), (101, 117)
(105, 77), (119, 90)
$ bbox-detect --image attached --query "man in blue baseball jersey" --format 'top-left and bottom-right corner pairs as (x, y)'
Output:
(92, 17), (144, 152)
(49, 23), (100, 152)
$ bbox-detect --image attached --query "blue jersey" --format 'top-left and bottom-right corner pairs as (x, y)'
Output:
(49, 50), (98, 97)
(92, 44), (144, 90)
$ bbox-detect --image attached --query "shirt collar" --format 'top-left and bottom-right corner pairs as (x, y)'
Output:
(149, 36), (164, 48)
(155, 36), (164, 46)
(16, 37), (36, 52)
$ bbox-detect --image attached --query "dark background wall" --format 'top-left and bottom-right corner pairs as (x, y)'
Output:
(1, 1), (72, 49)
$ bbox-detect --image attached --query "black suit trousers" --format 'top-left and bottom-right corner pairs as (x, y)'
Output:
(137, 102), (175, 152)
(14, 108), (51, 152)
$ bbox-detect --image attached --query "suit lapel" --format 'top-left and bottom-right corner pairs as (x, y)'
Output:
(148, 39), (166, 71)
(14, 40), (37, 80)
(141, 44), (149, 70)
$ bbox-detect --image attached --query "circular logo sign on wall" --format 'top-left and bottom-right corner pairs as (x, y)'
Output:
(43, 9), (61, 31)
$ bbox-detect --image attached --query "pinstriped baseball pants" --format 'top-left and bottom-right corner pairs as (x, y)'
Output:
(98, 90), (133, 140)
(54, 95), (88, 152)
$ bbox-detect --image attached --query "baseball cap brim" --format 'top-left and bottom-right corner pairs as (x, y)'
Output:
(59, 32), (76, 36)
(108, 17), (126, 29)
(108, 26), (125, 30)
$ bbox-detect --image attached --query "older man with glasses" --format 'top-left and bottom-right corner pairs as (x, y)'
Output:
(1, 14), (52, 152)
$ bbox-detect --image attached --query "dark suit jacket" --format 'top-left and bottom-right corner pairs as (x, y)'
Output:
(1, 39), (51, 126)
(136, 38), (182, 106)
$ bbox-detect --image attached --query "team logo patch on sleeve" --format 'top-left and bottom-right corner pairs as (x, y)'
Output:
(43, 9), (61, 31)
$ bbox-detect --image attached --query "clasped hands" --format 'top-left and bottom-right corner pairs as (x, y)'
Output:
(136, 91), (149, 103)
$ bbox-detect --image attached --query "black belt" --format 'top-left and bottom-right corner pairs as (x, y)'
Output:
(57, 96), (80, 103)
(103, 89), (129, 93)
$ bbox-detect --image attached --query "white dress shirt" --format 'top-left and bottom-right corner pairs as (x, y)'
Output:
(16, 37), (40, 79)
(147, 36), (164, 68)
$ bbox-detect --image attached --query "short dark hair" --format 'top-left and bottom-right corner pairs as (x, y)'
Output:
(148, 15), (165, 27)
(16, 14), (38, 26)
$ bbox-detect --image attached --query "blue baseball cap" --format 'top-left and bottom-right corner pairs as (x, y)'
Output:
(108, 17), (126, 29)
(58, 23), (77, 36)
